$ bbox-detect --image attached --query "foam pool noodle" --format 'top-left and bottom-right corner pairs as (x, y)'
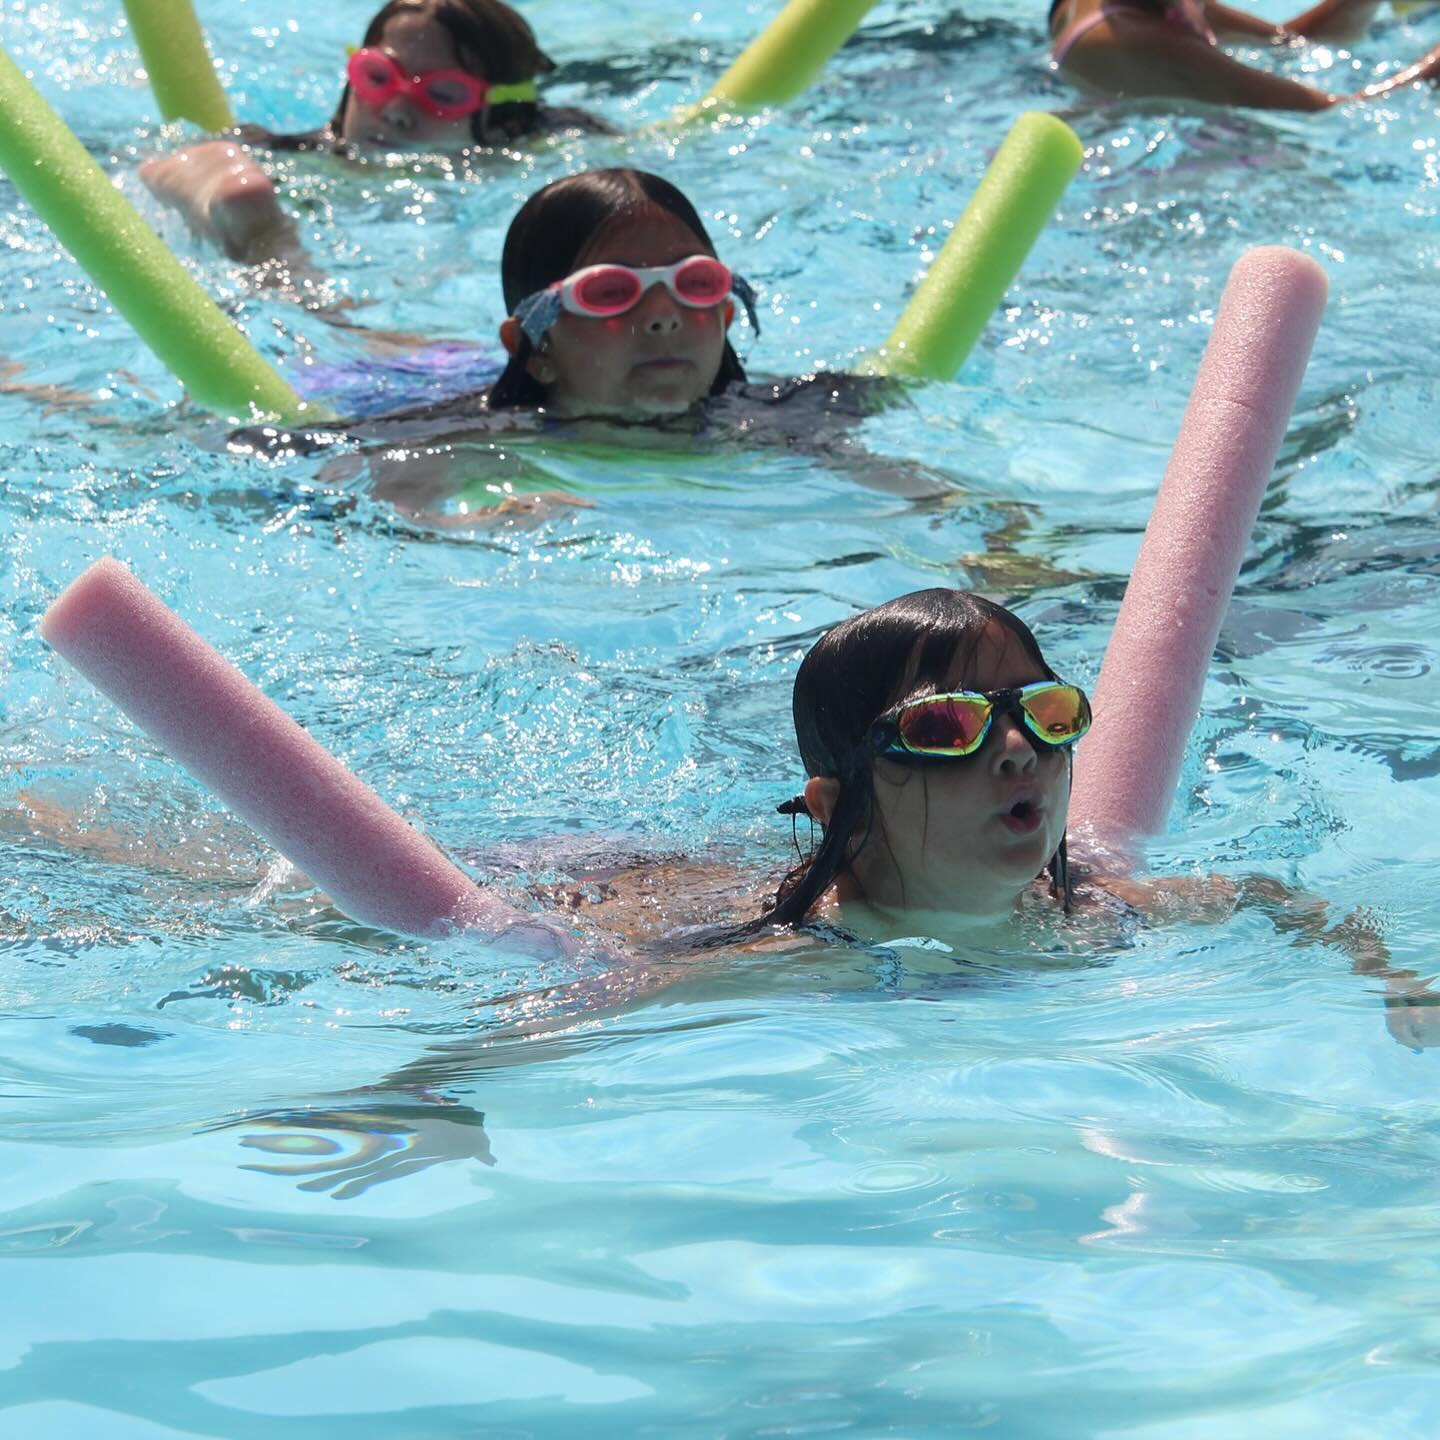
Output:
(122, 0), (234, 132)
(41, 558), (525, 940)
(682, 0), (880, 118)
(864, 111), (1083, 381)
(1068, 246), (1328, 862)
(0, 46), (309, 420)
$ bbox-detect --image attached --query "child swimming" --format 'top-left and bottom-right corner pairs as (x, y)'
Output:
(140, 0), (613, 261)
(238, 166), (939, 509)
(516, 586), (1430, 1061)
(223, 164), (956, 525)
(1048, 0), (1440, 110)
(488, 167), (757, 420)
(20, 563), (1439, 1188)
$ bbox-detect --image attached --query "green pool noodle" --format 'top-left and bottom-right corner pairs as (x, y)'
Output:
(687, 0), (881, 116)
(865, 111), (1084, 381)
(122, 0), (234, 132)
(0, 47), (308, 420)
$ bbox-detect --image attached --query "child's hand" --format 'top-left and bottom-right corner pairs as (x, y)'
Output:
(419, 490), (597, 528)
(1383, 983), (1440, 1051)
(225, 1095), (495, 1199)
(141, 141), (291, 263)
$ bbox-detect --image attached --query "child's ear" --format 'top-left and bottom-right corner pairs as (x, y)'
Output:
(723, 298), (735, 329)
(802, 776), (840, 827)
(527, 352), (557, 384)
(500, 318), (556, 383)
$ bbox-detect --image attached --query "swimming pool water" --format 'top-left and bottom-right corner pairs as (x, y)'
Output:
(4, 0), (1440, 1434)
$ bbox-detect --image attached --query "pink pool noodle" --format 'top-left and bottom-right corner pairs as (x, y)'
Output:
(40, 558), (520, 939)
(1069, 246), (1328, 857)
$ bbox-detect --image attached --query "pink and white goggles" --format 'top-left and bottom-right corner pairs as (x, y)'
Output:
(514, 255), (760, 345)
(346, 47), (488, 120)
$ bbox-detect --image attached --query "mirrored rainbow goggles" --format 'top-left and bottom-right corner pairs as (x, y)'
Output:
(871, 682), (1092, 763)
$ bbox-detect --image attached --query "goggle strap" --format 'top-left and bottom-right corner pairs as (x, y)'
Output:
(514, 266), (761, 346)
(515, 289), (563, 348)
(487, 79), (539, 105)
(882, 685), (1089, 758)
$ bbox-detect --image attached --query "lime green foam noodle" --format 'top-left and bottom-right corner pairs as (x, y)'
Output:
(0, 48), (308, 420)
(694, 0), (880, 114)
(122, 0), (234, 131)
(865, 111), (1084, 381)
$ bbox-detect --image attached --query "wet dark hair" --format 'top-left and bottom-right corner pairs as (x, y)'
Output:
(330, 0), (556, 144)
(488, 168), (749, 410)
(760, 589), (1074, 928)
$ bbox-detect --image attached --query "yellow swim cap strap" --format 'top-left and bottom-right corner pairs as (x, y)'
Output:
(487, 79), (539, 105)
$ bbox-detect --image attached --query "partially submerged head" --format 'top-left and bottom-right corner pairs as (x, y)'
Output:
(334, 0), (554, 150)
(766, 589), (1088, 927)
(490, 168), (751, 417)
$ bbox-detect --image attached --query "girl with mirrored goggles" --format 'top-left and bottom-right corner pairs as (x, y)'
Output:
(871, 682), (1092, 764)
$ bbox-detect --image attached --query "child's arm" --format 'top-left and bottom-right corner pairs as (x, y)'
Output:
(1097, 871), (1440, 1048)
(1228, 875), (1440, 1050)
(40, 558), (564, 945)
(1071, 15), (1341, 107)
(356, 437), (596, 529)
(140, 140), (297, 264)
(2, 784), (266, 889)
(1206, 1), (1384, 42)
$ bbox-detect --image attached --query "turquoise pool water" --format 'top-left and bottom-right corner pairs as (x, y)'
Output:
(4, 0), (1440, 1433)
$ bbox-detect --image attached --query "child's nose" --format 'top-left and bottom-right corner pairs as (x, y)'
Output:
(635, 285), (683, 334)
(989, 716), (1039, 774)
(380, 95), (417, 129)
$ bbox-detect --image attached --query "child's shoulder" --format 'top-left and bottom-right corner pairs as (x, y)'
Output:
(701, 370), (902, 446)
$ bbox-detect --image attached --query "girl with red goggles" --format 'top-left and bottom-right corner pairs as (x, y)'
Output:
(141, 0), (610, 265)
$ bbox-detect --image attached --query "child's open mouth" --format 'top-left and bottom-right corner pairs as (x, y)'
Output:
(1001, 798), (1042, 835)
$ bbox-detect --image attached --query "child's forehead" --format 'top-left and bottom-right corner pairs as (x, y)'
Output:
(576, 206), (708, 268)
(930, 623), (1046, 693)
(376, 7), (461, 67)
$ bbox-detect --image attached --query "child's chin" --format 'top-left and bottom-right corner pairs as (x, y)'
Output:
(627, 389), (704, 417)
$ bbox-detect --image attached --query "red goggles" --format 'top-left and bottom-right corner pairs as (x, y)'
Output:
(346, 48), (488, 121)
(873, 683), (1092, 762)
